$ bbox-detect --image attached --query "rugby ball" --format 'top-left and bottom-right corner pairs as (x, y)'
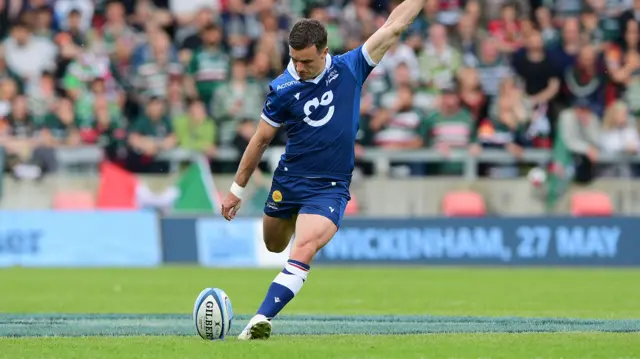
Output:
(193, 288), (233, 340)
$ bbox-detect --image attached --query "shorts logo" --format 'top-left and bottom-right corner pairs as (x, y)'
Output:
(272, 190), (283, 202)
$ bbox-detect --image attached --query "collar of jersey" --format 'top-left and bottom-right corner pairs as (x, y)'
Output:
(286, 54), (333, 84)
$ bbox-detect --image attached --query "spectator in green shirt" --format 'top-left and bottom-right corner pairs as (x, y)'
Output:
(40, 97), (81, 148)
(126, 96), (177, 173)
(186, 23), (230, 107)
(132, 30), (183, 103)
(62, 53), (105, 102)
(79, 96), (128, 165)
(60, 9), (88, 47)
(420, 86), (477, 175)
(211, 58), (265, 146)
(36, 97), (81, 174)
(27, 71), (57, 126)
(370, 84), (428, 176)
(174, 98), (217, 158)
(0, 96), (45, 180)
(74, 78), (123, 129)
(418, 23), (463, 94)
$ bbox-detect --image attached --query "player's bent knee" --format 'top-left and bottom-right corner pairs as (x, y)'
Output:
(264, 238), (289, 253)
(262, 215), (296, 253)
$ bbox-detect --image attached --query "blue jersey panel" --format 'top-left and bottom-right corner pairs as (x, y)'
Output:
(340, 45), (377, 86)
(259, 45), (377, 182)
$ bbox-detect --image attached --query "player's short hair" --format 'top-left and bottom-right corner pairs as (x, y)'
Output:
(288, 19), (327, 52)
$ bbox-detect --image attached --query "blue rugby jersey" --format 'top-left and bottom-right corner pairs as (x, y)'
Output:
(261, 45), (377, 182)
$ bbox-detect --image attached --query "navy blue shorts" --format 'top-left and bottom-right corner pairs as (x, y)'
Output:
(263, 175), (350, 228)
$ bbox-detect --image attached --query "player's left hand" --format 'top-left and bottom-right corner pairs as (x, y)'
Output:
(221, 193), (242, 221)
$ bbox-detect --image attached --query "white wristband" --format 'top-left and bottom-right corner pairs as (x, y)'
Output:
(230, 182), (246, 200)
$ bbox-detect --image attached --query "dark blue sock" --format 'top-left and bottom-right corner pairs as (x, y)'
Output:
(256, 259), (310, 319)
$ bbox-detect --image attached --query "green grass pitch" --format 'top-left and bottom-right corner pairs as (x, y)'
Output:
(0, 266), (639, 358)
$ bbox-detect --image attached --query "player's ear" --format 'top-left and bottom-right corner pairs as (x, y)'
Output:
(321, 46), (329, 57)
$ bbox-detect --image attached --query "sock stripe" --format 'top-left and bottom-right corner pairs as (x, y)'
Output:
(287, 259), (310, 271)
(288, 262), (308, 272)
(284, 263), (308, 280)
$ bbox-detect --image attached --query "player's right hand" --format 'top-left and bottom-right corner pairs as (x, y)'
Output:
(221, 193), (242, 221)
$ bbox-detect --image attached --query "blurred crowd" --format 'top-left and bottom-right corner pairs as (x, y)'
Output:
(1, 0), (640, 180)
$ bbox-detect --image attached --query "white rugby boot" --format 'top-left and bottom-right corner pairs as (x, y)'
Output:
(237, 314), (272, 340)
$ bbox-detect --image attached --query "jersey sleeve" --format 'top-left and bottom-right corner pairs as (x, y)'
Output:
(260, 86), (287, 128)
(341, 44), (378, 86)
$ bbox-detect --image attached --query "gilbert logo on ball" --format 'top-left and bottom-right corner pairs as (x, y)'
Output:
(194, 288), (233, 340)
(204, 300), (220, 340)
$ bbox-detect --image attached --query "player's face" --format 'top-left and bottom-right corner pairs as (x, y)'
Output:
(289, 45), (328, 81)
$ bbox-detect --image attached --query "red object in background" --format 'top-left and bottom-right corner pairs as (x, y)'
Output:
(219, 0), (229, 12)
(442, 190), (487, 217)
(438, 0), (461, 11)
(79, 128), (99, 144)
(344, 192), (360, 215)
(570, 191), (614, 217)
(603, 44), (625, 106)
(488, 19), (522, 47)
(52, 190), (96, 210)
(532, 137), (551, 149)
(96, 161), (138, 209)
(92, 13), (106, 29)
(0, 117), (8, 134)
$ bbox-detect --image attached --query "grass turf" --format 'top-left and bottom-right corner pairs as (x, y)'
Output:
(2, 333), (639, 359)
(0, 267), (638, 358)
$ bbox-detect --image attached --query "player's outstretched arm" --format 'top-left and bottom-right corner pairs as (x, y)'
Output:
(221, 120), (278, 220)
(364, 0), (426, 64)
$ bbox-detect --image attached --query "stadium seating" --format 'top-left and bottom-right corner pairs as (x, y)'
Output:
(442, 190), (486, 217)
(51, 190), (96, 210)
(570, 191), (614, 217)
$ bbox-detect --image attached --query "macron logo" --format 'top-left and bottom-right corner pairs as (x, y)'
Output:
(294, 93), (300, 100)
(274, 297), (281, 303)
(276, 81), (297, 91)
(329, 207), (334, 213)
